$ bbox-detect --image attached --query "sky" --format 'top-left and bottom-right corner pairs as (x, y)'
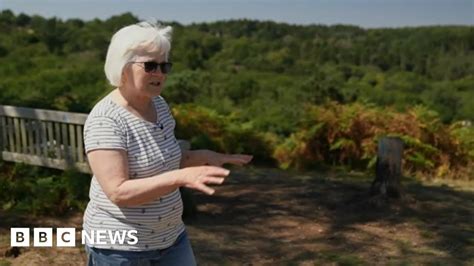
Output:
(1, 0), (473, 28)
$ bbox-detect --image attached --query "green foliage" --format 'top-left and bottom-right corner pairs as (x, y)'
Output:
(172, 104), (277, 163)
(273, 102), (473, 178)
(0, 162), (90, 215)
(163, 70), (211, 104)
(0, 11), (472, 180)
(1, 11), (473, 121)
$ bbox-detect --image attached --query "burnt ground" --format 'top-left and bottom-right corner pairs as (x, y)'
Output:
(1, 166), (473, 265)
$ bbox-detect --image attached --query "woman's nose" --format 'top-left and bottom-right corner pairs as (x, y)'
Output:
(149, 71), (165, 77)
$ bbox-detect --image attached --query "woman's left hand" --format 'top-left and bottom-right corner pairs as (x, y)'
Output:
(200, 150), (253, 167)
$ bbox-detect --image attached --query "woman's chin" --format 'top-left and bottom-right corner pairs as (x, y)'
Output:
(147, 86), (162, 95)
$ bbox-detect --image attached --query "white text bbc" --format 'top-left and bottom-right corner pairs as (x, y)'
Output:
(11, 228), (138, 247)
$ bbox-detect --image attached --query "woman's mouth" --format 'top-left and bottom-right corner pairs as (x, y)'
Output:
(149, 81), (161, 87)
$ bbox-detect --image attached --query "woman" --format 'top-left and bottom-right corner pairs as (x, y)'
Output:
(83, 21), (253, 265)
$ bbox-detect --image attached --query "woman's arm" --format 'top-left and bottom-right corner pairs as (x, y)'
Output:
(180, 149), (253, 168)
(88, 149), (229, 207)
(180, 150), (208, 168)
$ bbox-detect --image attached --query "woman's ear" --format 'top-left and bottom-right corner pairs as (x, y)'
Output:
(121, 70), (127, 86)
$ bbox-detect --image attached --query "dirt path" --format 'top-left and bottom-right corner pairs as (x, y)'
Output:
(1, 167), (473, 265)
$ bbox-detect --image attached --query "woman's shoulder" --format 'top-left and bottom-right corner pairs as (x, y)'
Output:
(153, 95), (172, 114)
(153, 95), (167, 106)
(87, 94), (126, 123)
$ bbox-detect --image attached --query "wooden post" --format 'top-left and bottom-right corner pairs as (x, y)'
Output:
(0, 116), (5, 152)
(40, 121), (48, 157)
(13, 118), (21, 153)
(77, 125), (84, 163)
(370, 137), (404, 199)
(7, 118), (15, 152)
(54, 122), (62, 160)
(69, 124), (77, 162)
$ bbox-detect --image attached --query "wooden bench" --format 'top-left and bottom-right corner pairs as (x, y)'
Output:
(0, 105), (190, 173)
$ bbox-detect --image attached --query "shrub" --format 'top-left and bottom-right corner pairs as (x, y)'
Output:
(274, 102), (473, 179)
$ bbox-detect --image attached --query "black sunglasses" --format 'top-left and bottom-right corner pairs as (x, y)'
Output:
(131, 61), (173, 74)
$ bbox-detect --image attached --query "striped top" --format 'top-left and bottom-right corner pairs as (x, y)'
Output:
(82, 93), (184, 251)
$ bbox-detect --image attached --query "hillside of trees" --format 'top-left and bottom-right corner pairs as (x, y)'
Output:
(0, 10), (472, 179)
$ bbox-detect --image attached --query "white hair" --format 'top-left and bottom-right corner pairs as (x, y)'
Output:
(104, 21), (172, 87)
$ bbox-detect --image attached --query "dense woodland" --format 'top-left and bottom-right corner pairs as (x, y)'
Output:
(0, 10), (473, 183)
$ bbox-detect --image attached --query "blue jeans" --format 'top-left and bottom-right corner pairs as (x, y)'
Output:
(85, 230), (196, 266)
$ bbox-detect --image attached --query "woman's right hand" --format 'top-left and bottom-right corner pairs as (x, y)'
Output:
(178, 166), (230, 195)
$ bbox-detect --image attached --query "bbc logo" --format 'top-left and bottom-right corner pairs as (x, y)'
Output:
(11, 227), (138, 247)
(11, 228), (76, 247)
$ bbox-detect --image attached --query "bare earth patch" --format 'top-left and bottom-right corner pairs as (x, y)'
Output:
(1, 167), (473, 265)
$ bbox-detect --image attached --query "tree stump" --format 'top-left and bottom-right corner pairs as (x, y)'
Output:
(370, 137), (404, 199)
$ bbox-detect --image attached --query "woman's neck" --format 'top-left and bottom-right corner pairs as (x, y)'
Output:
(110, 88), (157, 124)
(114, 88), (153, 114)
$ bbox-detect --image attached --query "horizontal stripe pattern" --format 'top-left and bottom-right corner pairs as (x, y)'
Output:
(83, 94), (184, 251)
